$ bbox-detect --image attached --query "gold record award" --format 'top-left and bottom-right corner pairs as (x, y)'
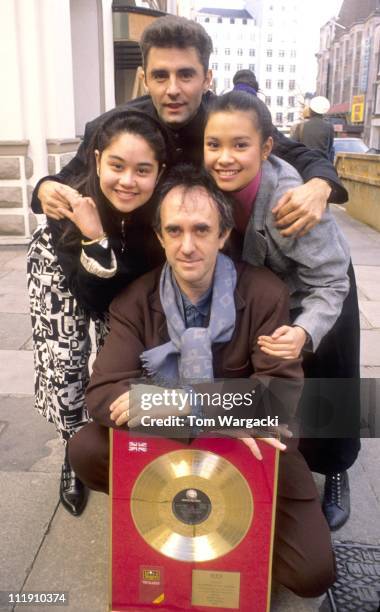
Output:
(130, 449), (254, 562)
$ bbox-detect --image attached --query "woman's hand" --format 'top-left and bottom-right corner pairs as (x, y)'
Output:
(272, 178), (331, 236)
(257, 325), (307, 359)
(58, 192), (104, 240)
(240, 436), (286, 460)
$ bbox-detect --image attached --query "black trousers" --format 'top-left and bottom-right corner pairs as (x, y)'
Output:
(298, 262), (361, 475)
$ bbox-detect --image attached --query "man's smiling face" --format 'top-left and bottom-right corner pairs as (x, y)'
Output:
(143, 46), (212, 128)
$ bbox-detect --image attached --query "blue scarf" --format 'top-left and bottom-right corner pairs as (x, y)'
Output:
(140, 253), (237, 384)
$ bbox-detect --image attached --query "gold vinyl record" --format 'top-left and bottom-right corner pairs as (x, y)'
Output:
(130, 449), (253, 562)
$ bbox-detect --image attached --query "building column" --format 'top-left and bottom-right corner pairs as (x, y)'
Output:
(0, 0), (79, 240)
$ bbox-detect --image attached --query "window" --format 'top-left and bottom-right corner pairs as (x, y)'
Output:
(277, 80), (284, 89)
(237, 63), (243, 70)
(242, 18), (247, 24)
(224, 78), (231, 88)
(279, 50), (285, 57)
(249, 49), (255, 56)
(290, 49), (296, 58)
(214, 47), (218, 55)
(230, 18), (235, 24)
(289, 79), (295, 90)
(267, 49), (273, 57)
(277, 96), (283, 106)
(265, 96), (271, 106)
(276, 112), (283, 123)
(225, 48), (231, 55)
(288, 96), (295, 106)
(205, 17), (209, 23)
(218, 17), (222, 23)
(249, 64), (255, 72)
(212, 63), (218, 70)
(213, 78), (218, 91)
(224, 63), (231, 71)
(278, 65), (284, 72)
(290, 65), (296, 73)
(237, 49), (243, 56)
(265, 79), (272, 89)
(288, 112), (294, 122)
(267, 34), (272, 42)
(266, 64), (272, 72)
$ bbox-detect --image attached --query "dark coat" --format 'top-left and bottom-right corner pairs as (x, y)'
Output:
(294, 115), (335, 161)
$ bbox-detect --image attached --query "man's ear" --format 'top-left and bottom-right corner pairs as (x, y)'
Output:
(204, 69), (212, 92)
(94, 150), (100, 176)
(141, 69), (148, 92)
(218, 227), (232, 250)
(155, 230), (165, 249)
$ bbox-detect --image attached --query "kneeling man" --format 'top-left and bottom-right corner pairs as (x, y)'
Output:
(69, 165), (335, 597)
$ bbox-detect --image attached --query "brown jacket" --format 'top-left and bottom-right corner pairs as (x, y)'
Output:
(86, 261), (302, 428)
(85, 261), (320, 501)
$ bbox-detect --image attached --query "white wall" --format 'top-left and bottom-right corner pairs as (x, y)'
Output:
(70, 0), (102, 136)
(0, 0), (24, 140)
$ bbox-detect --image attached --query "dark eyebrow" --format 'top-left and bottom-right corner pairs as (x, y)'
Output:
(194, 223), (211, 231)
(177, 68), (197, 76)
(108, 156), (153, 168)
(150, 69), (169, 78)
(164, 224), (181, 232)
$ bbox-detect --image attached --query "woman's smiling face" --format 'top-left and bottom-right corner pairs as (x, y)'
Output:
(95, 132), (160, 214)
(204, 110), (273, 192)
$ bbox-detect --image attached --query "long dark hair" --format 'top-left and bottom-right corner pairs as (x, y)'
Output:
(206, 90), (274, 144)
(61, 110), (168, 245)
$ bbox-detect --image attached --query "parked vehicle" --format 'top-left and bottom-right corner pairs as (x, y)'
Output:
(334, 137), (369, 155)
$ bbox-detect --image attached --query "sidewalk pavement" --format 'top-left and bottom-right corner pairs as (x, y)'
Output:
(0, 206), (379, 612)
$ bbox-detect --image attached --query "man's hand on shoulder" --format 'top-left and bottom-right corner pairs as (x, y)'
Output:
(272, 178), (331, 237)
(37, 180), (79, 220)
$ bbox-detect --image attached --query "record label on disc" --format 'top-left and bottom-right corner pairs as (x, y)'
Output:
(172, 488), (212, 525)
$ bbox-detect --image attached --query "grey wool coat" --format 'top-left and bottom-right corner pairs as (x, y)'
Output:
(241, 155), (350, 350)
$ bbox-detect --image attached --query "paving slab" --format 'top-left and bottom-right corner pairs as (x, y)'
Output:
(271, 585), (324, 611)
(359, 311), (372, 330)
(0, 351), (34, 394)
(358, 301), (380, 328)
(0, 396), (59, 472)
(0, 313), (32, 350)
(359, 439), (380, 505)
(356, 280), (380, 302)
(354, 265), (380, 284)
(15, 493), (109, 612)
(360, 330), (380, 367)
(0, 284), (30, 314)
(0, 472), (59, 593)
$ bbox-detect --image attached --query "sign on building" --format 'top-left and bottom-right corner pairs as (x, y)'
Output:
(351, 95), (365, 123)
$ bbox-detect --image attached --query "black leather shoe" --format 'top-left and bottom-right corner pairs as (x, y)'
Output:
(59, 456), (88, 517)
(322, 471), (350, 531)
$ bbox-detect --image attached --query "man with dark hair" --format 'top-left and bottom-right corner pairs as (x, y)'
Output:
(68, 164), (336, 599)
(32, 15), (346, 235)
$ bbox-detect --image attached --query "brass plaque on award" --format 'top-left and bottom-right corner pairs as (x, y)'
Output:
(192, 569), (241, 609)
